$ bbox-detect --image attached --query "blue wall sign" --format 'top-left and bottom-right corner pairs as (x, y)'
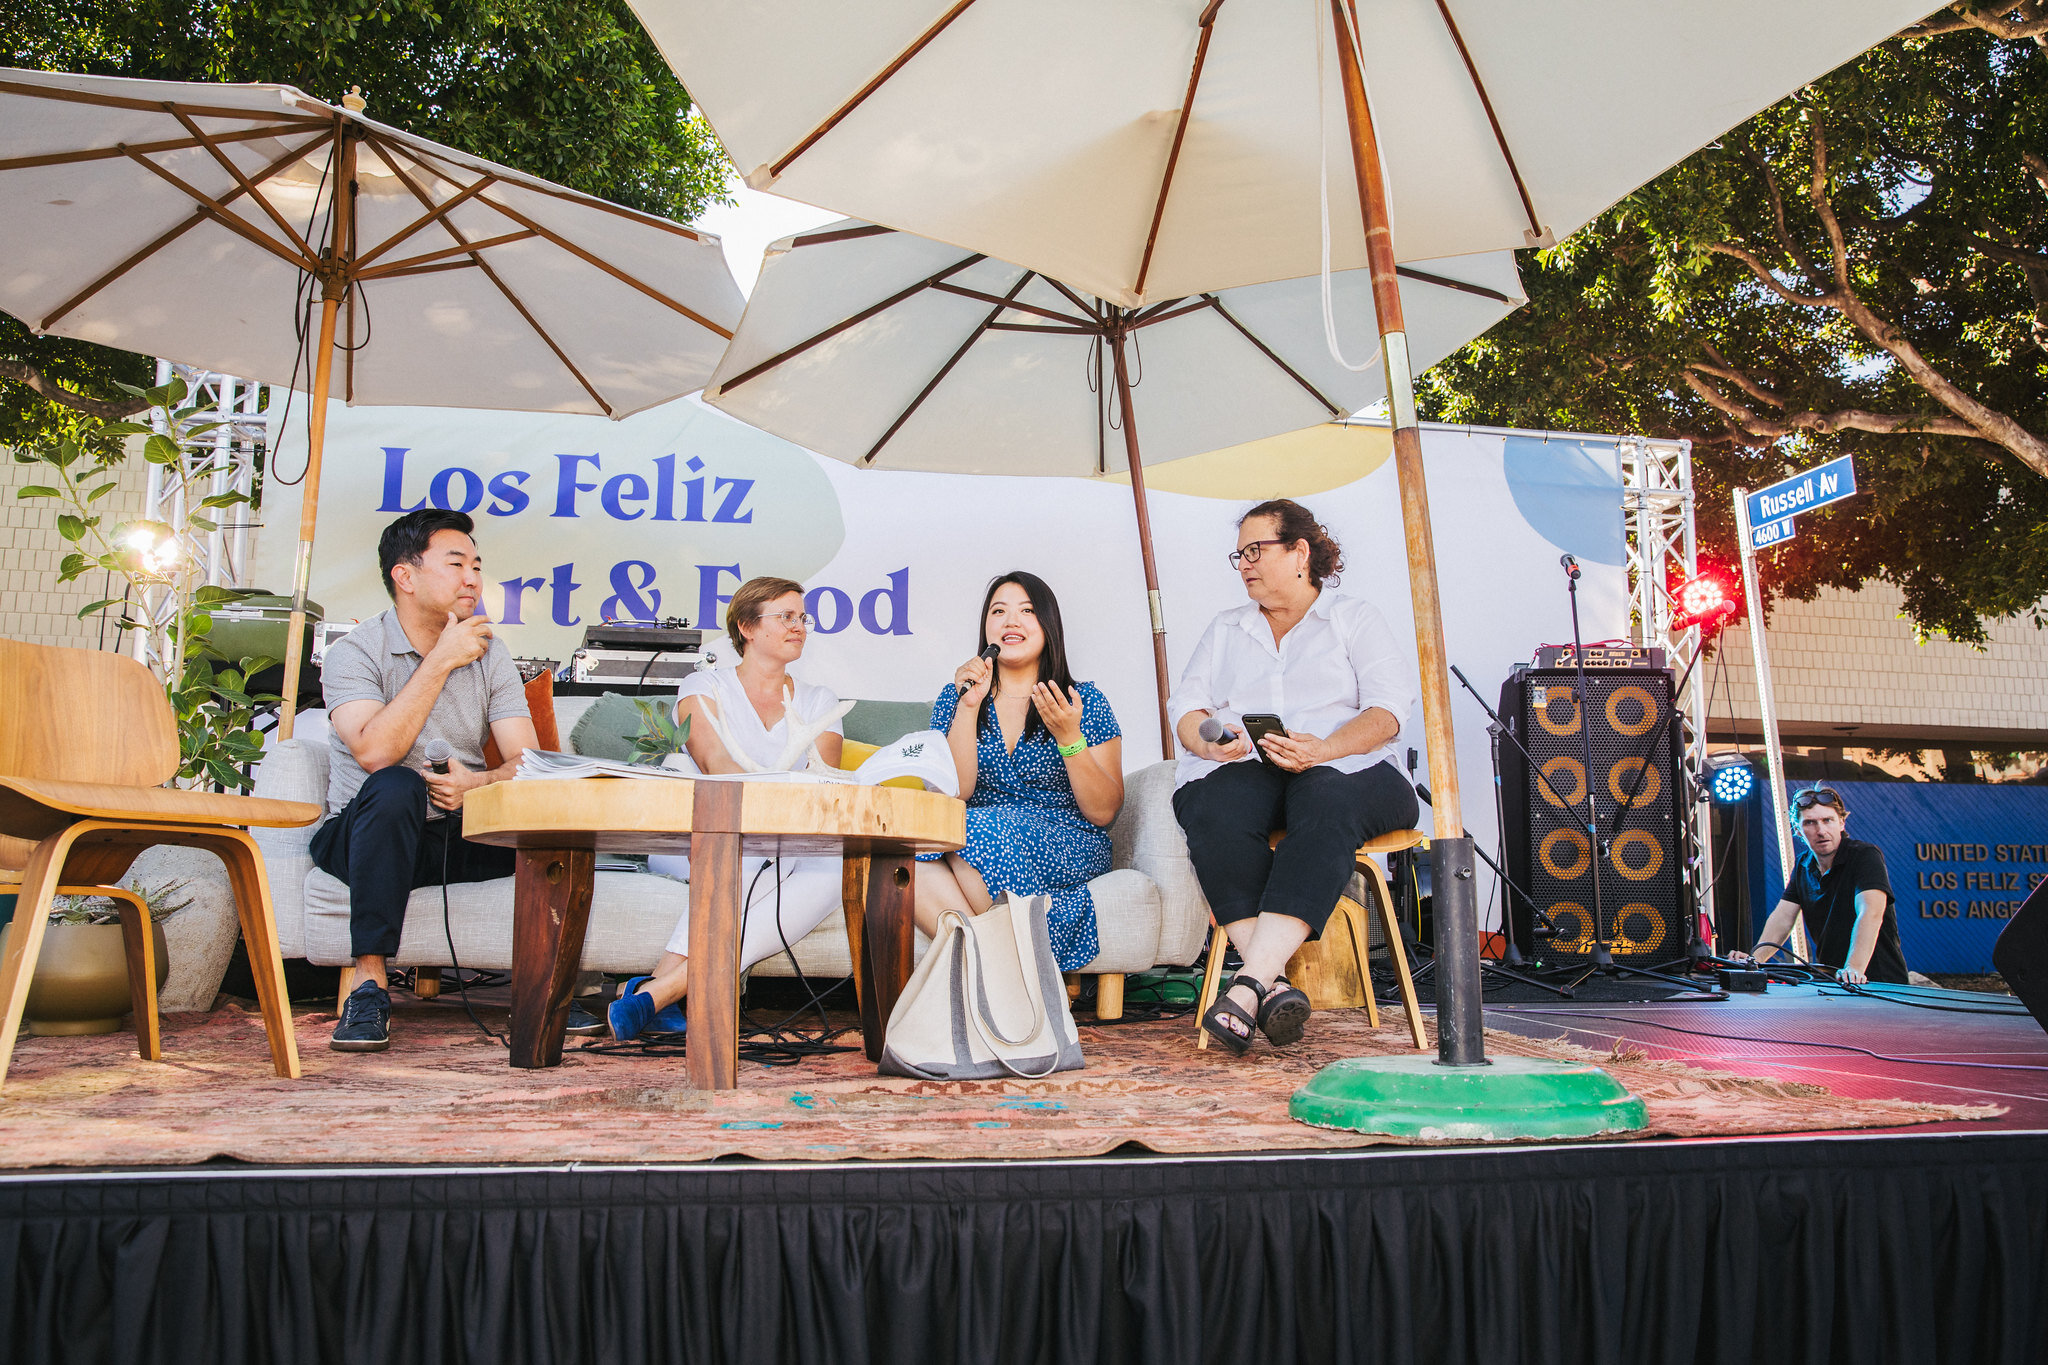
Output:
(1752, 780), (2048, 973)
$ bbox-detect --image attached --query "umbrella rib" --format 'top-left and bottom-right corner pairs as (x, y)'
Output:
(769, 0), (984, 179)
(929, 282), (1098, 328)
(167, 107), (317, 261)
(1201, 294), (1343, 417)
(1134, 0), (1226, 300)
(1393, 264), (1512, 304)
(1430, 0), (1544, 242)
(860, 271), (1033, 466)
(120, 145), (316, 272)
(366, 131), (732, 338)
(716, 253), (987, 393)
(0, 78), (333, 126)
(355, 231), (540, 281)
(39, 129), (335, 331)
(372, 138), (614, 417)
(469, 190), (734, 338)
(390, 138), (705, 241)
(0, 121), (317, 173)
(788, 224), (897, 249)
(1040, 277), (1103, 321)
(1128, 298), (1210, 329)
(353, 173), (499, 269)
(986, 323), (1096, 334)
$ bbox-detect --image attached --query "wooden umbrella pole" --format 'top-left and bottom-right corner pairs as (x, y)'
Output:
(1109, 327), (1175, 760)
(1329, 0), (1462, 839)
(277, 125), (354, 741)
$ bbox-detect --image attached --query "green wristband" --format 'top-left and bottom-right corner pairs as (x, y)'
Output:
(1057, 738), (1087, 759)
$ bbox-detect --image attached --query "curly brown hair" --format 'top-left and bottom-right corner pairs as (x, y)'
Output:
(1240, 499), (1344, 588)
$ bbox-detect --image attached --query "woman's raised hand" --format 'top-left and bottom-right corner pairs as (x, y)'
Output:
(953, 653), (994, 707)
(1030, 682), (1086, 748)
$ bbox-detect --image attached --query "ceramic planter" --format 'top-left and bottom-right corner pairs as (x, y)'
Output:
(0, 920), (170, 1036)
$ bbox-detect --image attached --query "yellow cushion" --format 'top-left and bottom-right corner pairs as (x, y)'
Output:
(836, 738), (927, 789)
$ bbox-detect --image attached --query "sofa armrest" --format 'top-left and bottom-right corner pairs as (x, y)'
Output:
(1109, 761), (1211, 967)
(250, 738), (329, 960)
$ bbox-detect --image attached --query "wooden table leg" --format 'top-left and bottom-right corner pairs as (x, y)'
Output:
(841, 855), (872, 1050)
(509, 846), (595, 1069)
(686, 782), (745, 1090)
(862, 852), (916, 1063)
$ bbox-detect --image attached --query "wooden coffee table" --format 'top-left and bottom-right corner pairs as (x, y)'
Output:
(462, 776), (964, 1089)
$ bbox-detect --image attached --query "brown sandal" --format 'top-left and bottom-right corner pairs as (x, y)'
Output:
(1201, 975), (1263, 1056)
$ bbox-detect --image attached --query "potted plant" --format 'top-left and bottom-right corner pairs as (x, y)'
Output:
(0, 880), (189, 1036)
(14, 374), (276, 790)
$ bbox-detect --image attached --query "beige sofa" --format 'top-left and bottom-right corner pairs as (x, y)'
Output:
(247, 695), (1212, 1015)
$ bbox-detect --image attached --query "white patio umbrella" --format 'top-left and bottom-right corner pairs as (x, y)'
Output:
(630, 0), (1937, 1083)
(0, 68), (744, 735)
(704, 219), (1524, 755)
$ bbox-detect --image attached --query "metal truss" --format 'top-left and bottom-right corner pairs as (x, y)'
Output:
(1620, 435), (1715, 937)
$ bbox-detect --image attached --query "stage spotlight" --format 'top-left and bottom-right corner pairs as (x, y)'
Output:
(1671, 570), (1738, 631)
(1707, 752), (1755, 804)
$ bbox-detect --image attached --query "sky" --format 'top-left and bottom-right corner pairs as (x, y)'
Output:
(693, 180), (842, 297)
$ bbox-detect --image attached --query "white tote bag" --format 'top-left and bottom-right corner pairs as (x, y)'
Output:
(878, 893), (1084, 1081)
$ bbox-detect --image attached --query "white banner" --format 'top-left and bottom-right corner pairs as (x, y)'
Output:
(255, 399), (1637, 918)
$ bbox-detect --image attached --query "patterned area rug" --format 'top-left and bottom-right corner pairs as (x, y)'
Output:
(0, 1002), (2001, 1168)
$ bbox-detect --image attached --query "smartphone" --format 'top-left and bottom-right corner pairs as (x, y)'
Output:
(1241, 712), (1287, 764)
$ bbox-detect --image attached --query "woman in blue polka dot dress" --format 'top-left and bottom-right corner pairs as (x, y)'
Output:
(918, 571), (1124, 971)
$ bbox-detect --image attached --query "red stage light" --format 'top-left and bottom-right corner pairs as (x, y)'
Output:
(1671, 571), (1737, 631)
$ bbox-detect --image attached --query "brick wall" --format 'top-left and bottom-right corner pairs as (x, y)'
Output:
(0, 445), (152, 651)
(1710, 580), (2048, 747)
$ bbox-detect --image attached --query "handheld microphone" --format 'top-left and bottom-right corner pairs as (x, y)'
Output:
(1197, 715), (1238, 746)
(1559, 553), (1580, 580)
(425, 738), (452, 775)
(960, 641), (999, 695)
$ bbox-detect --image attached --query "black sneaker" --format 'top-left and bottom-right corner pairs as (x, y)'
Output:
(563, 1000), (607, 1037)
(330, 979), (392, 1052)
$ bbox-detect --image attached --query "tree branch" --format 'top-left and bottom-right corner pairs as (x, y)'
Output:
(1694, 343), (1786, 408)
(1683, 367), (1986, 441)
(0, 358), (151, 422)
(1744, 148), (1829, 284)
(1704, 242), (1836, 306)
(1906, 2), (2048, 40)
(1807, 124), (1854, 291)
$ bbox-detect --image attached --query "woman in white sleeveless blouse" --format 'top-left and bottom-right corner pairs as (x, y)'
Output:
(609, 576), (851, 1040)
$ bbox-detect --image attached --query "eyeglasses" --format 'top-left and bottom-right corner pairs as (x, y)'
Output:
(1792, 787), (1844, 811)
(1227, 539), (1292, 569)
(758, 611), (814, 630)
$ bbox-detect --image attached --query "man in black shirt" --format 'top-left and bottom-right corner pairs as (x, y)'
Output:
(1743, 785), (1909, 984)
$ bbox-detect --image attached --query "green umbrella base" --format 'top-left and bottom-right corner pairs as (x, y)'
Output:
(1290, 1055), (1647, 1141)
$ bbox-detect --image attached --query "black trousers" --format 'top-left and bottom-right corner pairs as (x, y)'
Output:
(1172, 759), (1419, 939)
(1993, 878), (2048, 1038)
(308, 765), (516, 960)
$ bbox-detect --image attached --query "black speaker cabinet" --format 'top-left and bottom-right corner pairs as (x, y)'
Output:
(1498, 667), (1690, 963)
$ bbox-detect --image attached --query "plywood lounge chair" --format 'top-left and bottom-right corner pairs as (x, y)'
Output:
(0, 639), (321, 1085)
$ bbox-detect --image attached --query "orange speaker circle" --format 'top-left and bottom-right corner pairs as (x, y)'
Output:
(1539, 757), (1586, 808)
(1608, 757), (1662, 807)
(1605, 685), (1657, 737)
(1547, 902), (1593, 955)
(1614, 903), (1667, 954)
(1536, 689), (1582, 737)
(1540, 828), (1592, 880)
(1610, 829), (1664, 881)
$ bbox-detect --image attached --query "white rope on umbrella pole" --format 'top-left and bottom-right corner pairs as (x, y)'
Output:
(1316, 0), (1381, 375)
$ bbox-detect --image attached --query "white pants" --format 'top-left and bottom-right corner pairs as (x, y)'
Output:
(647, 853), (844, 969)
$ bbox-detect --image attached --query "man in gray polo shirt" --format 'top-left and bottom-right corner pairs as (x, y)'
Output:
(310, 508), (538, 1052)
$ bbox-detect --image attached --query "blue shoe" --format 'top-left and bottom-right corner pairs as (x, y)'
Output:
(620, 976), (688, 1034)
(564, 1001), (608, 1037)
(330, 979), (391, 1052)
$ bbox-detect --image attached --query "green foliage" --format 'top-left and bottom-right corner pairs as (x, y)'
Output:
(1, 0), (730, 450)
(629, 699), (690, 766)
(49, 879), (194, 925)
(1419, 20), (2048, 642)
(14, 383), (279, 791)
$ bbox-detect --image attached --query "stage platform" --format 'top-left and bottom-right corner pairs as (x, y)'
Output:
(2, 983), (2044, 1363)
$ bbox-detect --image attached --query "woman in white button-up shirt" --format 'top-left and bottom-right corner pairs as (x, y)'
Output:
(1168, 500), (1419, 1055)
